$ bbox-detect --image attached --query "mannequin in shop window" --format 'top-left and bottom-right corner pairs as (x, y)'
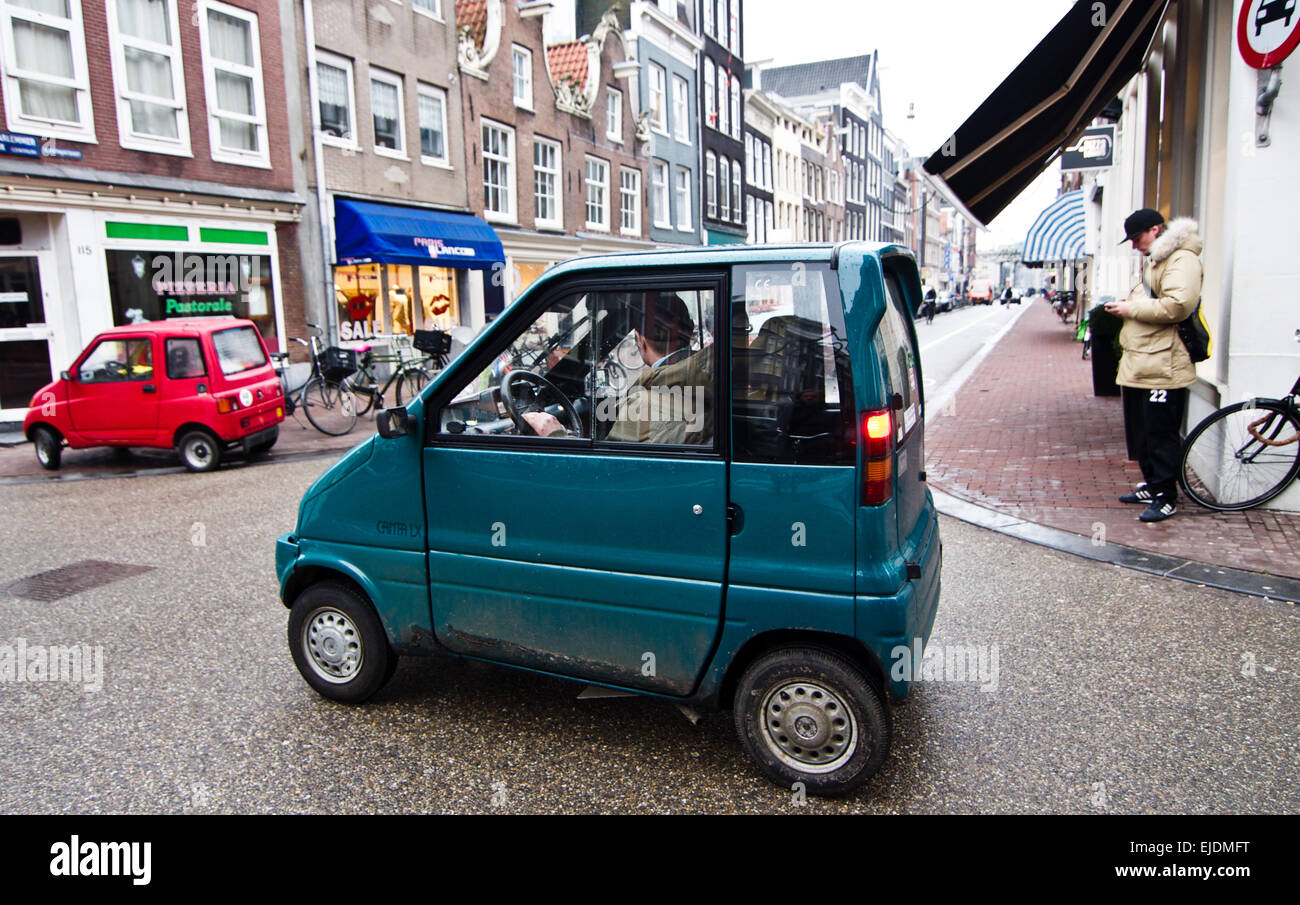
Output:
(390, 287), (411, 335)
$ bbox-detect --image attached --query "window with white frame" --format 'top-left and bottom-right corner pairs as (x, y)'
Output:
(671, 74), (689, 143)
(703, 58), (714, 130)
(585, 156), (609, 230)
(763, 143), (771, 190)
(729, 77), (740, 140)
(705, 152), (716, 219)
(606, 87), (621, 141)
(315, 50), (354, 147)
(674, 166), (691, 231)
(746, 196), (754, 243)
(744, 133), (752, 183)
(719, 155), (730, 221)
(703, 0), (713, 37)
(729, 2), (739, 54)
(619, 168), (640, 235)
(108, 0), (189, 153)
(511, 45), (531, 109)
(412, 0), (441, 18)
(651, 159), (669, 228)
(731, 160), (741, 224)
(0, 0), (94, 141)
(648, 63), (666, 133)
(533, 136), (561, 228)
(198, 0), (268, 165)
(714, 0), (725, 40)
(370, 68), (404, 155)
(417, 82), (448, 164)
(482, 119), (514, 220)
(716, 68), (727, 135)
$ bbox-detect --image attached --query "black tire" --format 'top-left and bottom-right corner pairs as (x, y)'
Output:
(177, 429), (221, 472)
(395, 367), (429, 405)
(301, 377), (357, 436)
(346, 375), (378, 416)
(32, 426), (61, 470)
(734, 647), (891, 796)
(288, 581), (394, 703)
(1180, 401), (1300, 511)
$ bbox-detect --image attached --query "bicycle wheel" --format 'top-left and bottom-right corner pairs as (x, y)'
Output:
(1180, 401), (1300, 511)
(301, 378), (358, 436)
(395, 367), (430, 405)
(344, 374), (378, 415)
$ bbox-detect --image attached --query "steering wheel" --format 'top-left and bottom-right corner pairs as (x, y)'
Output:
(103, 360), (130, 379)
(499, 370), (582, 436)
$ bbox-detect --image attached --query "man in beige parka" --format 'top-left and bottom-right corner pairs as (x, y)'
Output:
(1104, 208), (1204, 522)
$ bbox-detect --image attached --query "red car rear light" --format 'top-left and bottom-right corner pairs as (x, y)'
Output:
(861, 408), (894, 506)
(216, 397), (237, 414)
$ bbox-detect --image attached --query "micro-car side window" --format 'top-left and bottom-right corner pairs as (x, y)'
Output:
(593, 288), (716, 449)
(165, 338), (207, 379)
(730, 263), (855, 465)
(438, 292), (596, 440)
(78, 338), (154, 383)
(878, 272), (922, 441)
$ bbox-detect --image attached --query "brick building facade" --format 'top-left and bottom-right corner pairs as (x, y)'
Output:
(0, 0), (304, 420)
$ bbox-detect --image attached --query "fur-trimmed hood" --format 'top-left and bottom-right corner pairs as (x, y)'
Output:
(1148, 217), (1202, 264)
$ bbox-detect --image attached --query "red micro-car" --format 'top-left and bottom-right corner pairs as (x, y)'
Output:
(23, 318), (285, 473)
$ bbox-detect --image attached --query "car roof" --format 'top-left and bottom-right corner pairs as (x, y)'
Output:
(540, 241), (903, 280)
(96, 318), (252, 336)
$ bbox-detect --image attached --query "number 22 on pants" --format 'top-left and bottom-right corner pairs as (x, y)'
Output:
(1149, 389), (1168, 403)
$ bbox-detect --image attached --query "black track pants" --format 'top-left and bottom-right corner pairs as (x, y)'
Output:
(1122, 386), (1188, 500)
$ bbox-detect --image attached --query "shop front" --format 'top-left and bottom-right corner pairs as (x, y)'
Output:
(332, 199), (505, 345)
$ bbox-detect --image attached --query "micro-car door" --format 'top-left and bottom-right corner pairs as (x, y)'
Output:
(422, 277), (727, 695)
(727, 262), (858, 632)
(66, 334), (160, 442)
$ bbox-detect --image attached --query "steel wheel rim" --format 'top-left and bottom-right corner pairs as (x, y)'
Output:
(36, 436), (53, 464)
(302, 607), (363, 684)
(186, 438), (212, 467)
(760, 679), (858, 774)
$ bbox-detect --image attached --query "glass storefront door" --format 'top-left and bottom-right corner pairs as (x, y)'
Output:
(0, 255), (54, 416)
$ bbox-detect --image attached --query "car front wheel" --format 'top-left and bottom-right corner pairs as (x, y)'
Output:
(33, 426), (62, 470)
(288, 581), (395, 703)
(734, 647), (891, 796)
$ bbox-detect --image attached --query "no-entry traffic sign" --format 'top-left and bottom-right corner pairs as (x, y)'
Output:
(1238, 0), (1300, 69)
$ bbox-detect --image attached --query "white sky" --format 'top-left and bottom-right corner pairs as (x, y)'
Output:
(744, 0), (1075, 249)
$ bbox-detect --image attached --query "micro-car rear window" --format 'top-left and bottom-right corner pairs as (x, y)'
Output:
(212, 326), (267, 376)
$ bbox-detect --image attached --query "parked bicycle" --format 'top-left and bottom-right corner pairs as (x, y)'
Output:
(269, 323), (358, 436)
(1179, 331), (1300, 510)
(344, 340), (431, 416)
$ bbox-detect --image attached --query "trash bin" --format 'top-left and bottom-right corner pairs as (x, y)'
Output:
(1088, 303), (1123, 397)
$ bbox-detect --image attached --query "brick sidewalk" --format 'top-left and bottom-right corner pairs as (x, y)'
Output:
(926, 300), (1300, 581)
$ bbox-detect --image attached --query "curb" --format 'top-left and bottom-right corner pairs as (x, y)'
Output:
(931, 487), (1300, 606)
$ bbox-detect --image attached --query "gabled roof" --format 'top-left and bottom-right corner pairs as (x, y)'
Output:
(547, 40), (588, 91)
(455, 0), (488, 51)
(760, 54), (875, 99)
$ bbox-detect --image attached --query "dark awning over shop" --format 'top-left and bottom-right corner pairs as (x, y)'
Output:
(334, 199), (504, 270)
(923, 0), (1169, 226)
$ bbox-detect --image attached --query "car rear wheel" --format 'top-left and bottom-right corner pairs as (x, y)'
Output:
(32, 426), (62, 470)
(288, 581), (395, 703)
(734, 647), (891, 796)
(177, 429), (221, 472)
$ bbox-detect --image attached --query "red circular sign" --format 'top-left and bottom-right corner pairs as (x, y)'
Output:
(1238, 0), (1300, 69)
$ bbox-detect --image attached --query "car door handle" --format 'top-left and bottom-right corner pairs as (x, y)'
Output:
(142, 384), (157, 394)
(727, 503), (744, 536)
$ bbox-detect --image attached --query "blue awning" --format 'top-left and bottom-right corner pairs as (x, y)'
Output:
(334, 199), (504, 270)
(1023, 190), (1086, 263)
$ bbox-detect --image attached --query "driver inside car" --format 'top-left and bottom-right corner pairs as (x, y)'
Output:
(523, 292), (712, 445)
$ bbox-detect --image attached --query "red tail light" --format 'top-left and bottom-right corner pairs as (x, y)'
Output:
(216, 397), (236, 414)
(861, 408), (894, 505)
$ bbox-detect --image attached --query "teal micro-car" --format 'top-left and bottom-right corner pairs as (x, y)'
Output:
(277, 243), (941, 795)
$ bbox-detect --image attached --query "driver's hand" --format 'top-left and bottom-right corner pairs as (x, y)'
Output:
(522, 411), (566, 437)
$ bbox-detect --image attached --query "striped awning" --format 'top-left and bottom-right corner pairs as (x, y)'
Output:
(1023, 190), (1086, 263)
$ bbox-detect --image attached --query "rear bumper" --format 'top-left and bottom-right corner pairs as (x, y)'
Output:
(239, 424), (278, 452)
